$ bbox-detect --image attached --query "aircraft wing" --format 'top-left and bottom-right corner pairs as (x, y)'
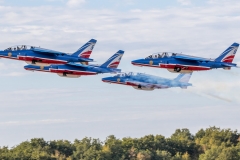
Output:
(33, 47), (65, 55)
(125, 81), (168, 89)
(174, 55), (212, 62)
(33, 48), (94, 62)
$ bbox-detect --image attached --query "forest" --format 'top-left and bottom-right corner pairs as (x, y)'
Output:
(0, 127), (240, 160)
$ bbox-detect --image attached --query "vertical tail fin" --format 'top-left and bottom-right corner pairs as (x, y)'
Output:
(71, 39), (97, 58)
(101, 50), (124, 68)
(174, 73), (192, 83)
(215, 43), (239, 63)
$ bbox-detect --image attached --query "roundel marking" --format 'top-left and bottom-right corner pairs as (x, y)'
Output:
(149, 60), (153, 65)
(8, 52), (12, 57)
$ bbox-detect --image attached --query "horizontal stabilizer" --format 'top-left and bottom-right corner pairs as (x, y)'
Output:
(78, 57), (94, 62)
(221, 63), (237, 67)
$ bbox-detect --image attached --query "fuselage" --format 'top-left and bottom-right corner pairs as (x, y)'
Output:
(24, 64), (121, 78)
(0, 46), (86, 66)
(132, 53), (236, 73)
(102, 72), (191, 89)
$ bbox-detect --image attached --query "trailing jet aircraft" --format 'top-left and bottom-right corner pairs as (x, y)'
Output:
(0, 39), (97, 66)
(24, 50), (124, 78)
(131, 43), (239, 73)
(102, 72), (192, 91)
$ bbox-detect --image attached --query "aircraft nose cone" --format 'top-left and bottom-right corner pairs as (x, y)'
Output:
(131, 59), (144, 66)
(102, 77), (116, 83)
(102, 77), (110, 82)
(24, 66), (29, 70)
(131, 59), (139, 64)
(24, 65), (37, 71)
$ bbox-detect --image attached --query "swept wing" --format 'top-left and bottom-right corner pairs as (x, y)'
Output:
(33, 48), (93, 62)
(66, 62), (121, 73)
(174, 54), (212, 62)
(33, 47), (66, 55)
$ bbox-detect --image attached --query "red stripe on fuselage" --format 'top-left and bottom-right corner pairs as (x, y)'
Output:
(132, 62), (160, 68)
(125, 82), (138, 86)
(0, 55), (18, 60)
(159, 64), (210, 71)
(132, 62), (210, 71)
(17, 56), (67, 64)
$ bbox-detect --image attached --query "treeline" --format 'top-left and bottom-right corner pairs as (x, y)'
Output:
(0, 127), (240, 160)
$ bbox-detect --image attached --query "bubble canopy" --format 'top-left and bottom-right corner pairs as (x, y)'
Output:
(3, 45), (65, 54)
(114, 72), (144, 77)
(4, 45), (39, 51)
(145, 52), (177, 59)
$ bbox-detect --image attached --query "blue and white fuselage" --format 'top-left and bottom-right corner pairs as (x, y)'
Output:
(0, 39), (97, 66)
(24, 50), (124, 78)
(102, 72), (192, 91)
(132, 43), (239, 73)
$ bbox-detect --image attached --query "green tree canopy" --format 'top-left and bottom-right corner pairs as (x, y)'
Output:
(0, 127), (239, 160)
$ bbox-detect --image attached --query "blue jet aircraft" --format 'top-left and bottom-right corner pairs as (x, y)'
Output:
(132, 43), (239, 73)
(24, 50), (124, 78)
(0, 39), (97, 66)
(102, 72), (192, 91)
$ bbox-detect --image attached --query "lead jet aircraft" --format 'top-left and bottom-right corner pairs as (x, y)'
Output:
(24, 50), (124, 78)
(102, 72), (192, 91)
(0, 39), (97, 66)
(131, 43), (239, 73)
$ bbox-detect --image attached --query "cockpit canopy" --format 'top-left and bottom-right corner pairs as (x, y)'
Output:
(114, 73), (129, 77)
(4, 45), (66, 55)
(114, 72), (143, 77)
(145, 52), (177, 59)
(4, 45), (38, 51)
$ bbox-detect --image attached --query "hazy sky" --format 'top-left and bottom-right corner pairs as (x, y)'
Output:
(0, 0), (240, 147)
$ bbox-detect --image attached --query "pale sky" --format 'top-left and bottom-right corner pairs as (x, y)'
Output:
(0, 0), (240, 146)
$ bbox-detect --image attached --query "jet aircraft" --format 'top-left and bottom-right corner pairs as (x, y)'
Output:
(102, 72), (192, 91)
(24, 50), (124, 78)
(0, 39), (97, 66)
(131, 43), (239, 73)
